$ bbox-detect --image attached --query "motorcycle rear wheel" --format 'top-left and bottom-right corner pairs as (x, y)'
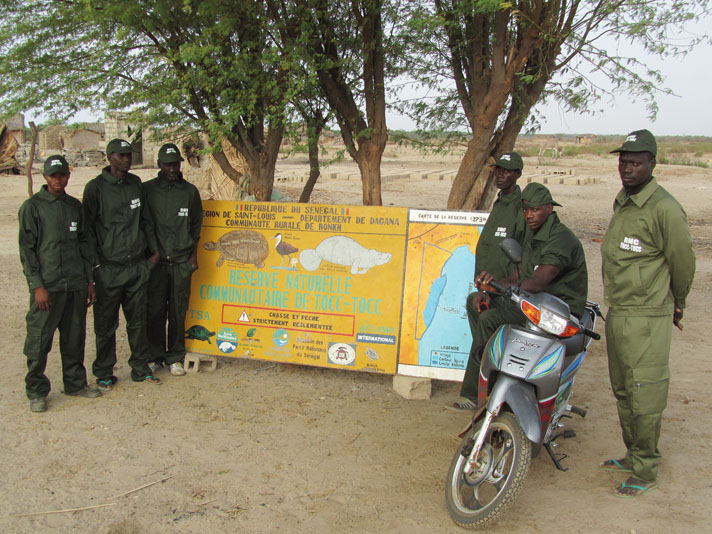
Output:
(445, 411), (531, 529)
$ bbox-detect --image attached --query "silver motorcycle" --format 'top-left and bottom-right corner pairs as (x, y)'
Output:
(445, 238), (601, 529)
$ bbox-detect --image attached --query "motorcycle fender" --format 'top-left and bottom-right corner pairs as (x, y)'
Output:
(488, 375), (542, 444)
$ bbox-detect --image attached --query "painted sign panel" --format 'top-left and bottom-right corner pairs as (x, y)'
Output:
(187, 201), (408, 374)
(397, 210), (488, 380)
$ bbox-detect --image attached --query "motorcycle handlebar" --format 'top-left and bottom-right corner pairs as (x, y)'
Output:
(487, 280), (509, 293)
(583, 328), (601, 340)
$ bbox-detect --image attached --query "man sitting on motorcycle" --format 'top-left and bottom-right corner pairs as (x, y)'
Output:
(454, 183), (588, 410)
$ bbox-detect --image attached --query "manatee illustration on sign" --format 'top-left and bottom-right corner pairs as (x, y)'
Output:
(299, 235), (392, 274)
(203, 229), (269, 268)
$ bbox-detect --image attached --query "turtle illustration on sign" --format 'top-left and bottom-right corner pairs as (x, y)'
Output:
(185, 325), (216, 344)
(203, 230), (269, 268)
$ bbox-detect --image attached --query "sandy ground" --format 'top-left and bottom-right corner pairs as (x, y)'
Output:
(1, 149), (711, 534)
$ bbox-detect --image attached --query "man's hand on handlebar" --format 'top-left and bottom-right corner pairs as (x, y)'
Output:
(475, 271), (498, 292)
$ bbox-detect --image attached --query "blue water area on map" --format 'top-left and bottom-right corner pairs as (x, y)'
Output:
(418, 245), (476, 368)
(423, 275), (447, 326)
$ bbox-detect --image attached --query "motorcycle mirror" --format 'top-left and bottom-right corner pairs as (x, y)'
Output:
(500, 238), (522, 264)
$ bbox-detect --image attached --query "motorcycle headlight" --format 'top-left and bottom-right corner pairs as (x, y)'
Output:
(538, 306), (568, 336)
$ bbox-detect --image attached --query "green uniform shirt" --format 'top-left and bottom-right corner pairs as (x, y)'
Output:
(143, 172), (203, 263)
(521, 212), (588, 318)
(601, 177), (695, 316)
(18, 185), (91, 291)
(475, 186), (526, 280)
(82, 167), (156, 266)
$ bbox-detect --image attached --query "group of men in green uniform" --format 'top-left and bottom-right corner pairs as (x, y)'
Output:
(19, 138), (202, 412)
(452, 129), (695, 498)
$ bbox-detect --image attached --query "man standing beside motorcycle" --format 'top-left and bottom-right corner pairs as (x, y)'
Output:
(455, 182), (588, 408)
(451, 153), (526, 411)
(601, 130), (695, 498)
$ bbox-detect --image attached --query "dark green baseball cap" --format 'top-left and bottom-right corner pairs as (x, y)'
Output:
(43, 155), (69, 175)
(158, 143), (184, 164)
(106, 138), (134, 156)
(521, 182), (562, 207)
(611, 129), (657, 156)
(492, 152), (524, 171)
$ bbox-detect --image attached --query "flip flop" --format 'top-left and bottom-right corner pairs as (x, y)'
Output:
(600, 458), (632, 472)
(614, 477), (657, 498)
(447, 397), (478, 412)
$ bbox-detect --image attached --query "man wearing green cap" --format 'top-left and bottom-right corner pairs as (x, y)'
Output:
(143, 143), (203, 377)
(601, 129), (695, 497)
(452, 152), (526, 410)
(19, 155), (101, 412)
(83, 139), (161, 389)
(454, 182), (588, 409)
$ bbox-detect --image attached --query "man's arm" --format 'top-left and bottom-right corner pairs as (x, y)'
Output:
(476, 264), (560, 294)
(188, 188), (203, 270)
(81, 182), (100, 269)
(660, 202), (695, 329)
(18, 201), (50, 310)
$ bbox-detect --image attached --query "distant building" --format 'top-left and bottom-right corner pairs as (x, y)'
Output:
(7, 113), (26, 144)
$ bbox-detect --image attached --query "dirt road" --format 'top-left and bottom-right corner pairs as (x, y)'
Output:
(1, 151), (710, 533)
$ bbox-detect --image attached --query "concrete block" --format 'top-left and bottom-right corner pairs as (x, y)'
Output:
(185, 353), (218, 373)
(393, 375), (432, 400)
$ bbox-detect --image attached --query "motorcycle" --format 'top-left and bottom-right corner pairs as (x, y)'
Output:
(445, 238), (601, 529)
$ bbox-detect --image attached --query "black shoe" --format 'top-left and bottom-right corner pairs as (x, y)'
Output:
(65, 386), (102, 398)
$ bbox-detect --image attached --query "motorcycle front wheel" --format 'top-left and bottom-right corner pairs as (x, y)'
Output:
(445, 411), (531, 529)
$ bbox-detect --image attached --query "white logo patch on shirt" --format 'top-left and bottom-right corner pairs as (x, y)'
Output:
(130, 198), (141, 209)
(494, 226), (508, 237)
(619, 236), (642, 253)
(69, 221), (78, 232)
(178, 208), (189, 217)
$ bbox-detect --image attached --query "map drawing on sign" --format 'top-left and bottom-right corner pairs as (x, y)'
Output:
(398, 209), (488, 378)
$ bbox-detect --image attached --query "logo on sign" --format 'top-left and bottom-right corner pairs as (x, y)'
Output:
(216, 327), (238, 354)
(327, 343), (356, 366)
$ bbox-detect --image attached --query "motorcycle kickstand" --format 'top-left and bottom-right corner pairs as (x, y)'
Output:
(544, 442), (569, 472)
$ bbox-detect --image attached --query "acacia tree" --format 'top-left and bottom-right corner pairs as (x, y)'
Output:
(402, 0), (711, 210)
(0, 1), (303, 200)
(269, 0), (400, 206)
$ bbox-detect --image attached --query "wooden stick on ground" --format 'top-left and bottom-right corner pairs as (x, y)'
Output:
(25, 121), (38, 198)
(109, 476), (172, 500)
(0, 502), (117, 518)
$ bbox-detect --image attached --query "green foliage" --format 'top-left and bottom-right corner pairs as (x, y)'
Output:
(0, 0), (303, 159)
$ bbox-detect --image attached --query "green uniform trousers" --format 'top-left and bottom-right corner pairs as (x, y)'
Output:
(24, 289), (89, 399)
(147, 262), (194, 365)
(92, 261), (152, 382)
(606, 312), (672, 483)
(460, 292), (522, 399)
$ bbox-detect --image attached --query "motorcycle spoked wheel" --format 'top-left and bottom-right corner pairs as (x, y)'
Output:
(445, 411), (531, 529)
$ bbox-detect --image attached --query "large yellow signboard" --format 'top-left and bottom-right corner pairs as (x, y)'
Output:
(187, 201), (408, 374)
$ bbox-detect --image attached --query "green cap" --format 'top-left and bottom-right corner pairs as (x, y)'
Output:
(610, 129), (657, 156)
(106, 138), (134, 156)
(158, 143), (184, 164)
(521, 182), (562, 208)
(493, 152), (523, 171)
(43, 155), (69, 175)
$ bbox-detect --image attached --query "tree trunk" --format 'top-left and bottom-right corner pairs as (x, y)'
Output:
(299, 125), (323, 203)
(447, 128), (497, 210)
(356, 140), (384, 206)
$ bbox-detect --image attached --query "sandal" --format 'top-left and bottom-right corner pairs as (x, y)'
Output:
(614, 477), (657, 498)
(142, 375), (162, 385)
(97, 377), (117, 391)
(600, 458), (632, 472)
(447, 397), (479, 412)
